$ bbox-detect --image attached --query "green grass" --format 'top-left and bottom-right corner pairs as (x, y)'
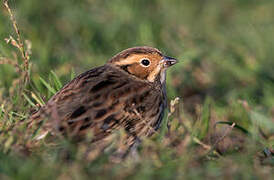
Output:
(0, 0), (274, 179)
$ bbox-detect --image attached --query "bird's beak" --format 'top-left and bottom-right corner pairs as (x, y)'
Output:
(162, 56), (178, 68)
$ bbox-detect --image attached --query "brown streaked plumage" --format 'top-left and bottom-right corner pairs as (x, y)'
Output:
(30, 46), (177, 155)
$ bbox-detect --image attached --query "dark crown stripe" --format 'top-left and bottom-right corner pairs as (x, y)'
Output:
(108, 46), (162, 63)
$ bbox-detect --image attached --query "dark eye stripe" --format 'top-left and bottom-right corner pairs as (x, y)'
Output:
(120, 65), (132, 75)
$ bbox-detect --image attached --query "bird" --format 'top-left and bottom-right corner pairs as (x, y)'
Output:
(29, 46), (177, 157)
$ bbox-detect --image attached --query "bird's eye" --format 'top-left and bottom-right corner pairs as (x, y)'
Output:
(140, 58), (150, 67)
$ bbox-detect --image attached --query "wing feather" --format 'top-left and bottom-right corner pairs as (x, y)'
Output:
(30, 64), (165, 143)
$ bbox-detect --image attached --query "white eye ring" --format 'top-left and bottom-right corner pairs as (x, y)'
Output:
(140, 58), (151, 67)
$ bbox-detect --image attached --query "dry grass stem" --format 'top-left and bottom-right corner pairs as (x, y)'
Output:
(3, 0), (30, 71)
(2, 0), (31, 91)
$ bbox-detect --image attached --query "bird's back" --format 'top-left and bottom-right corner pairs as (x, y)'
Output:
(30, 64), (166, 143)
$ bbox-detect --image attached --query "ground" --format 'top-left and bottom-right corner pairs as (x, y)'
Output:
(0, 0), (273, 179)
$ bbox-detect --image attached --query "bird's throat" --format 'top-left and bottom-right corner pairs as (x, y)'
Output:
(160, 70), (166, 85)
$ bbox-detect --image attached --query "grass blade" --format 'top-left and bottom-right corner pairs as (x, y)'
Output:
(40, 77), (56, 94)
(50, 70), (62, 90)
(214, 121), (249, 135)
(23, 93), (36, 107)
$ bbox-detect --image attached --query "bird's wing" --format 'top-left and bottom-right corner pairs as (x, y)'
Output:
(31, 65), (162, 142)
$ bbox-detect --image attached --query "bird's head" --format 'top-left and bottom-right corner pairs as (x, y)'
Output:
(108, 46), (177, 83)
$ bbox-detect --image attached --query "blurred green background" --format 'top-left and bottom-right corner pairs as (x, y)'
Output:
(1, 0), (274, 109)
(0, 0), (274, 179)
